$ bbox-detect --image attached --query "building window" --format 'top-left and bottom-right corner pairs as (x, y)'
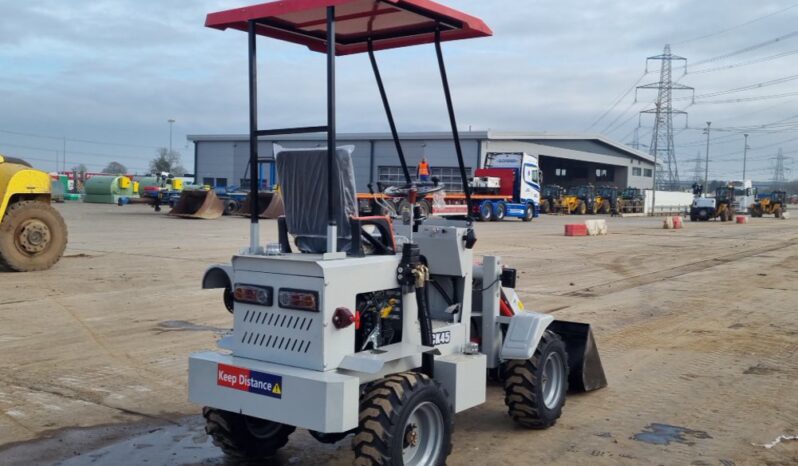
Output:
(203, 177), (214, 186)
(643, 168), (653, 177)
(632, 167), (642, 176)
(215, 177), (228, 187)
(555, 168), (567, 177)
(596, 169), (608, 178)
(378, 166), (471, 192)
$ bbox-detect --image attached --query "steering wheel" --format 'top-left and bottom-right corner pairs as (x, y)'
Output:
(383, 182), (444, 199)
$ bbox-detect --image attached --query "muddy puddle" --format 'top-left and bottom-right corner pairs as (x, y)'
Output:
(0, 416), (349, 466)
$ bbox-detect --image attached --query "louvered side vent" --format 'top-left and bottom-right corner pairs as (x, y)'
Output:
(232, 306), (322, 370)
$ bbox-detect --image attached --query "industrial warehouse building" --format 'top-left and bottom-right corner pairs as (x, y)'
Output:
(187, 131), (655, 192)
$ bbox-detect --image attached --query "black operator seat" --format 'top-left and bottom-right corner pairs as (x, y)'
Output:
(276, 148), (357, 253)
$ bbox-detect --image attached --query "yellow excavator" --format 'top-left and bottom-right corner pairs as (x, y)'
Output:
(0, 155), (67, 271)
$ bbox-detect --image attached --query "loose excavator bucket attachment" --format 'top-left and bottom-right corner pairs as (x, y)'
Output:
(169, 190), (225, 219)
(548, 320), (608, 392)
(239, 191), (285, 219)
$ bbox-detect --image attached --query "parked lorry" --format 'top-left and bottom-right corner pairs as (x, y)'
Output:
(358, 152), (541, 222)
(0, 155), (68, 271)
(730, 180), (756, 215)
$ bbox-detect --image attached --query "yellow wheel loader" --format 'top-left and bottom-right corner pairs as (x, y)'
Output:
(751, 191), (787, 218)
(0, 155), (67, 271)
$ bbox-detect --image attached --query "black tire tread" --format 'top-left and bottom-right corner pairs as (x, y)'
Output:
(352, 372), (452, 466)
(203, 407), (295, 459)
(503, 331), (568, 429)
(0, 200), (67, 272)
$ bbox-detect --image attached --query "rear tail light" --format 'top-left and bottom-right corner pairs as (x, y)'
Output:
(332, 307), (355, 329)
(279, 289), (319, 312)
(233, 284), (273, 306)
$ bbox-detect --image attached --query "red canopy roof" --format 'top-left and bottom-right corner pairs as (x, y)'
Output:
(205, 0), (492, 55)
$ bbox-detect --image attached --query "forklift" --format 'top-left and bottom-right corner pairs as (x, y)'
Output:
(189, 2), (606, 465)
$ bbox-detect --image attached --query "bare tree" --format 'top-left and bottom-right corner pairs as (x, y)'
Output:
(102, 161), (127, 174)
(149, 148), (186, 176)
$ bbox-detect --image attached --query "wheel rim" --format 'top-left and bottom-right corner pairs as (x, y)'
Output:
(16, 219), (51, 255)
(244, 416), (284, 439)
(480, 204), (491, 219)
(541, 352), (565, 410)
(402, 401), (444, 465)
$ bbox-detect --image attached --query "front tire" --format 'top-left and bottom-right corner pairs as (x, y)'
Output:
(353, 372), (453, 466)
(0, 200), (68, 272)
(203, 407), (295, 460)
(577, 201), (587, 215)
(522, 203), (534, 222)
(504, 330), (568, 429)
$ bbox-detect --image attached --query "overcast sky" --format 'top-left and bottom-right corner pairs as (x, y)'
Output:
(1, 0), (797, 181)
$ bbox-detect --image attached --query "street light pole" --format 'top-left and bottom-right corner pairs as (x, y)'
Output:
(703, 121), (711, 190)
(742, 133), (749, 180)
(168, 119), (176, 154)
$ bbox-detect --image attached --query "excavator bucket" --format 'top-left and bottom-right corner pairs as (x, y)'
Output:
(548, 320), (608, 392)
(169, 190), (224, 219)
(239, 191), (285, 219)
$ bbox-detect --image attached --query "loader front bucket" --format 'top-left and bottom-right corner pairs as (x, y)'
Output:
(169, 190), (224, 219)
(240, 191), (284, 219)
(548, 320), (607, 392)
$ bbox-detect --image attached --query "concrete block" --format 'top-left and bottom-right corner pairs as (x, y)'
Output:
(585, 219), (607, 236)
(565, 224), (588, 236)
(663, 217), (674, 229)
(673, 216), (683, 229)
(736, 216), (749, 224)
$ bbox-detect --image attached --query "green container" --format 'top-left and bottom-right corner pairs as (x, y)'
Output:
(83, 175), (134, 204)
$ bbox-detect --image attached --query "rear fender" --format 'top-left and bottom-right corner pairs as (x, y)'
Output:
(202, 265), (234, 313)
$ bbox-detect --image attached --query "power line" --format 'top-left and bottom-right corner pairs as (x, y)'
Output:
(0, 128), (161, 150)
(674, 3), (798, 45)
(674, 73), (798, 101)
(689, 49), (798, 75)
(694, 91), (798, 105)
(585, 72), (648, 131)
(692, 30), (798, 66)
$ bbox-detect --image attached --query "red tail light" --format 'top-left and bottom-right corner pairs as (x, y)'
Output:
(333, 307), (355, 329)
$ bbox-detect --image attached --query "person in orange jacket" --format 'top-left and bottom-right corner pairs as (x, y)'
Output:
(417, 156), (431, 182)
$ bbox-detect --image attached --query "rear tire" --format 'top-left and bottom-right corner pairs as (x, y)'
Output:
(493, 202), (506, 221)
(540, 200), (550, 214)
(504, 330), (568, 429)
(203, 407), (295, 460)
(353, 372), (452, 466)
(774, 206), (782, 218)
(478, 202), (492, 222)
(0, 200), (67, 272)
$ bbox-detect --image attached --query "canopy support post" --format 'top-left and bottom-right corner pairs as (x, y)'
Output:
(326, 6), (338, 254)
(434, 27), (472, 220)
(247, 19), (260, 253)
(368, 40), (411, 184)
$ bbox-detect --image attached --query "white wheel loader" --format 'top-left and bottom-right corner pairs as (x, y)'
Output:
(188, 2), (607, 465)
